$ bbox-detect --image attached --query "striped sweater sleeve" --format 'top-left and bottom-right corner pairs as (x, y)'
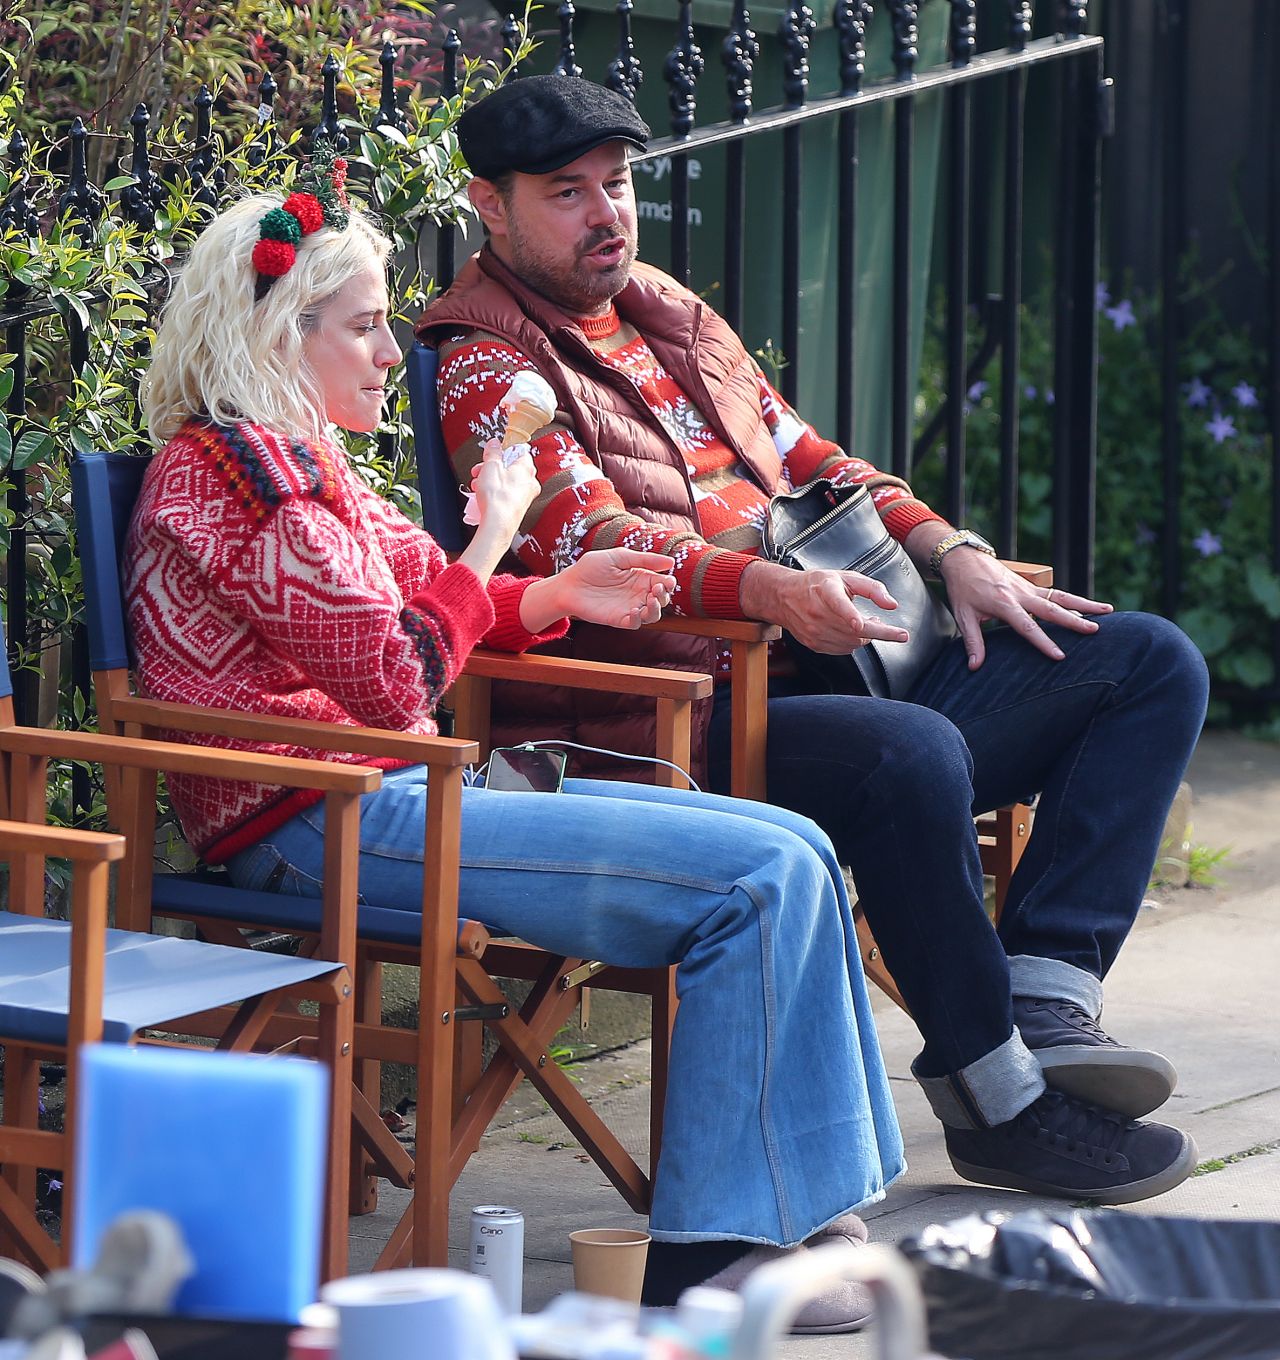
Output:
(758, 372), (948, 542)
(437, 335), (754, 619)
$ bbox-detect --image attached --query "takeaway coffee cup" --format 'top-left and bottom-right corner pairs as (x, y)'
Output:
(568, 1229), (652, 1304)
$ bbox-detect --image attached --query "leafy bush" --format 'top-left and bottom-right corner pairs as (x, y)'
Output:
(0, 1), (532, 822)
(912, 279), (1278, 729)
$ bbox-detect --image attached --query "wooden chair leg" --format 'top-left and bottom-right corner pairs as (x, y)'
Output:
(649, 967), (677, 1197)
(853, 908), (909, 1014)
(988, 802), (1033, 923)
(452, 989), (485, 1122)
(0, 1045), (41, 1225)
(349, 951), (382, 1217)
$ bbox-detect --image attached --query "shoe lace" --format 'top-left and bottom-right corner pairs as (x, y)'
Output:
(1049, 1000), (1112, 1042)
(1023, 1092), (1133, 1161)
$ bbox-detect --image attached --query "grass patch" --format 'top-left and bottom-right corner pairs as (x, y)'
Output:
(1193, 1140), (1280, 1176)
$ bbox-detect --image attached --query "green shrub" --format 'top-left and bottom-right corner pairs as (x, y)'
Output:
(912, 280), (1278, 729)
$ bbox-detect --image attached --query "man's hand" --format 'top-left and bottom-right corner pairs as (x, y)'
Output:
(739, 560), (909, 654)
(937, 547), (1112, 669)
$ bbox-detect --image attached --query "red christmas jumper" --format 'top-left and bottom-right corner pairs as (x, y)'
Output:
(124, 419), (568, 862)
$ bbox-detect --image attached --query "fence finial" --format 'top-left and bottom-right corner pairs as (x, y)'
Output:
(664, 0), (704, 136)
(1058, 0), (1088, 37)
(1007, 1), (1033, 51)
(442, 30), (461, 99)
(0, 130), (40, 243)
(949, 0), (977, 67)
(606, 0), (644, 104)
(189, 84), (221, 214)
(553, 0), (583, 78)
(120, 103), (165, 230)
(376, 40), (408, 132)
(314, 53), (348, 151)
(502, 14), (522, 79)
(780, 0), (817, 109)
(56, 118), (106, 236)
(247, 68), (278, 169)
(833, 2), (874, 97)
(887, 0), (920, 79)
(722, 0), (760, 124)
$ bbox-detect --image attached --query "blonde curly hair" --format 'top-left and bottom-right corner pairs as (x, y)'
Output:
(144, 194), (393, 445)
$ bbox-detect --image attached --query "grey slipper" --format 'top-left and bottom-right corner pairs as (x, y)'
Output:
(704, 1238), (874, 1335)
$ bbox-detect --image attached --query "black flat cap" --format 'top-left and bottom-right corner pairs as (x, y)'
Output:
(458, 74), (650, 180)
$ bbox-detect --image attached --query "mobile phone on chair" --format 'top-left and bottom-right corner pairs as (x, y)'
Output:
(486, 744), (568, 794)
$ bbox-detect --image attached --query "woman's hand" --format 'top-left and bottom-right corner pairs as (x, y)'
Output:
(457, 441), (539, 585)
(519, 549), (677, 633)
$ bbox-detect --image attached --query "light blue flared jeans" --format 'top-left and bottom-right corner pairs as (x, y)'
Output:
(228, 774), (905, 1245)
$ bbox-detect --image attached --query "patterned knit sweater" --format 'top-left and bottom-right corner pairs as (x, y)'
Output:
(437, 311), (944, 621)
(124, 419), (568, 862)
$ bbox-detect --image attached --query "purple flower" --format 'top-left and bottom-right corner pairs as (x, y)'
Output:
(1193, 529), (1223, 557)
(1205, 411), (1237, 444)
(38, 1097), (46, 1115)
(1232, 381), (1259, 409)
(1045, 388), (1056, 406)
(967, 380), (989, 403)
(48, 1178), (62, 1193)
(1135, 523), (1157, 546)
(1185, 377), (1211, 408)
(1024, 384), (1038, 400)
(1095, 282), (1111, 310)
(1105, 299), (1136, 331)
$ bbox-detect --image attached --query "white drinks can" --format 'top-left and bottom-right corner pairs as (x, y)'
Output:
(469, 1204), (524, 1315)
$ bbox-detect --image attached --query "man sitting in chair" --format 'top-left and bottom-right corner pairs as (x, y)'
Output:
(418, 75), (1210, 1207)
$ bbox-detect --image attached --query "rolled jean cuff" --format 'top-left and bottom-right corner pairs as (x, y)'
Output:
(1007, 955), (1104, 1017)
(912, 1029), (1046, 1130)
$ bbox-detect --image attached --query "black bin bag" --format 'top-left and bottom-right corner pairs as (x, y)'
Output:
(898, 1209), (1280, 1360)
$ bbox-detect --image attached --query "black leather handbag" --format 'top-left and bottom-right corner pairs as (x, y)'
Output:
(761, 478), (960, 700)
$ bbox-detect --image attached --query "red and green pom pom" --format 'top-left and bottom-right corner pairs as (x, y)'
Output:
(252, 237), (297, 277)
(282, 192), (324, 235)
(258, 206), (302, 244)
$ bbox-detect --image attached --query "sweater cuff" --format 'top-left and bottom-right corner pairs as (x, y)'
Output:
(484, 573), (571, 652)
(405, 559), (498, 653)
(883, 498), (948, 543)
(693, 550), (753, 620)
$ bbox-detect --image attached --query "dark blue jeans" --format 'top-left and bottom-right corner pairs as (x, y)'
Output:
(706, 611), (1209, 1125)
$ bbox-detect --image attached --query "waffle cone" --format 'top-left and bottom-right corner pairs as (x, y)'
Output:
(501, 399), (550, 449)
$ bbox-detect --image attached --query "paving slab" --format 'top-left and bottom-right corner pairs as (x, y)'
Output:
(346, 730), (1280, 1359)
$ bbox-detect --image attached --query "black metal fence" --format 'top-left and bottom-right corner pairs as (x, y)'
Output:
(0, 0), (1107, 740)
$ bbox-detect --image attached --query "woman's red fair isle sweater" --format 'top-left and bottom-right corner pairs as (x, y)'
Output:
(124, 419), (568, 862)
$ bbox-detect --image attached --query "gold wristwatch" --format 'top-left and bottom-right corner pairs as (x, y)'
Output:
(928, 528), (996, 579)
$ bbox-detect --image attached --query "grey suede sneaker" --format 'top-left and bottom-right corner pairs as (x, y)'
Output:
(1013, 996), (1177, 1117)
(945, 1090), (1197, 1205)
(704, 1236), (873, 1335)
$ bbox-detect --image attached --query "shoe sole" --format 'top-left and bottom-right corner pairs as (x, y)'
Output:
(949, 1130), (1199, 1205)
(1034, 1045), (1177, 1118)
(790, 1310), (874, 1335)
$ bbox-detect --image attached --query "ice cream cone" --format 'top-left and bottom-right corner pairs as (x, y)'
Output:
(501, 398), (551, 449)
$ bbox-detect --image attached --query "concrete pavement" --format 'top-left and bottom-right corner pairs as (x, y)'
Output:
(350, 729), (1280, 1355)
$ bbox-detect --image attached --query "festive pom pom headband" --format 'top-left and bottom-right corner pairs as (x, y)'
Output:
(251, 139), (351, 295)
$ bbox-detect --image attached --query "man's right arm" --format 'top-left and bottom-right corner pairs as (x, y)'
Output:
(436, 334), (908, 651)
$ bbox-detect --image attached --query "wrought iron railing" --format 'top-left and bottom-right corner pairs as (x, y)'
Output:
(1, 1), (1107, 746)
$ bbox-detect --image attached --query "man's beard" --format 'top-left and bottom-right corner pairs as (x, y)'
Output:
(505, 221), (637, 315)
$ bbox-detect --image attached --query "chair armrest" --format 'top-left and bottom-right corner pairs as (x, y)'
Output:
(106, 696), (479, 768)
(0, 819), (126, 863)
(645, 617), (782, 644)
(1004, 560), (1052, 587)
(0, 726), (383, 795)
(463, 649), (712, 701)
